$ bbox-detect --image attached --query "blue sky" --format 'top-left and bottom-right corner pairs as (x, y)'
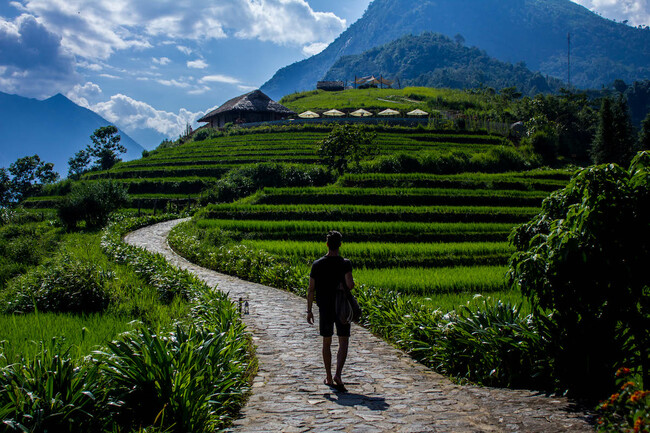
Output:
(1, 0), (649, 148)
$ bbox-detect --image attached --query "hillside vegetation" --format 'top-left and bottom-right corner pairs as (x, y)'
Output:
(324, 33), (563, 95)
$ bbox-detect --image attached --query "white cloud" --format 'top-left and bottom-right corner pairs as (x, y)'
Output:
(152, 56), (171, 65)
(11, 0), (346, 60)
(200, 74), (241, 84)
(187, 59), (208, 69)
(156, 78), (190, 88)
(91, 93), (204, 137)
(572, 0), (650, 26)
(99, 73), (120, 79)
(176, 45), (192, 55)
(76, 61), (104, 71)
(237, 84), (258, 92)
(66, 81), (102, 107)
(302, 42), (328, 56)
(187, 86), (211, 95)
(0, 14), (78, 98)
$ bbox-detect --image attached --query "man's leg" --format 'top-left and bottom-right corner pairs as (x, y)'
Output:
(322, 336), (333, 384)
(334, 336), (349, 387)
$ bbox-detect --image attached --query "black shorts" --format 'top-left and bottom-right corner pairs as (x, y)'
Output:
(319, 308), (351, 337)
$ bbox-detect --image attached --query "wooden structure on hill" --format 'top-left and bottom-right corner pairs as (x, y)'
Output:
(198, 90), (295, 129)
(317, 81), (345, 91)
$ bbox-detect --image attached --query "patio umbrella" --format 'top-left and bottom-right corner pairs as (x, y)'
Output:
(323, 109), (345, 117)
(350, 109), (373, 117)
(407, 109), (429, 117)
(298, 111), (320, 118)
(378, 108), (400, 116)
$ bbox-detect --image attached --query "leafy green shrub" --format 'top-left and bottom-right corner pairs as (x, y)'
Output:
(363, 147), (539, 175)
(168, 222), (307, 295)
(96, 320), (250, 433)
(597, 368), (649, 432)
(508, 151), (650, 397)
(522, 127), (559, 163)
(193, 128), (212, 142)
(58, 180), (129, 229)
(0, 340), (103, 432)
(199, 162), (333, 205)
(2, 255), (112, 314)
(355, 288), (551, 388)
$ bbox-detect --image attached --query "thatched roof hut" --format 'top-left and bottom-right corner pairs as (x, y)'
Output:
(198, 90), (295, 128)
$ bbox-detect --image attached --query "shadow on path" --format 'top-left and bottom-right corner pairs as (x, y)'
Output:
(324, 392), (390, 411)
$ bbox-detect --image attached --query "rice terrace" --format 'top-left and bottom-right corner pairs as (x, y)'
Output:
(1, 0), (650, 431)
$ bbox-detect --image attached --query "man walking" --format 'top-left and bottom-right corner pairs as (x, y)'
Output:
(307, 231), (354, 391)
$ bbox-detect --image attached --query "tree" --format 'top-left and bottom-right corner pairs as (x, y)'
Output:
(508, 151), (650, 397)
(318, 125), (377, 174)
(68, 150), (90, 180)
(591, 96), (636, 165)
(57, 180), (129, 229)
(612, 78), (628, 93)
(69, 126), (126, 176)
(0, 168), (11, 207)
(639, 111), (650, 151)
(6, 155), (58, 203)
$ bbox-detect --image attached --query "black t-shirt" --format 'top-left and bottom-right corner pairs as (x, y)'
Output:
(310, 255), (353, 311)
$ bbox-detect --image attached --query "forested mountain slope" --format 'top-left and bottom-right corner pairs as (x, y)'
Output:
(324, 33), (564, 95)
(261, 0), (650, 99)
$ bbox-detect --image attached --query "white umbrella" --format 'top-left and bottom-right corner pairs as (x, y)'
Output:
(323, 109), (345, 117)
(407, 109), (429, 117)
(350, 109), (373, 117)
(378, 108), (400, 116)
(298, 110), (320, 118)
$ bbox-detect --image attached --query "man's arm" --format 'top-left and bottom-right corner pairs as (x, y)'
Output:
(345, 272), (354, 291)
(307, 277), (315, 324)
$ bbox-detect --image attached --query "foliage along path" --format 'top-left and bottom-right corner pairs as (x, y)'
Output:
(124, 219), (594, 433)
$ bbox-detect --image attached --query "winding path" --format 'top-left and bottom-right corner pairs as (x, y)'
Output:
(124, 219), (594, 433)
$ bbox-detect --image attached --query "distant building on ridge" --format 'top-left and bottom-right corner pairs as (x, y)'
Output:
(317, 81), (345, 91)
(198, 90), (295, 129)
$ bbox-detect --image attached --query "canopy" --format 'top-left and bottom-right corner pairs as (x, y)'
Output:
(354, 75), (394, 86)
(323, 109), (345, 117)
(378, 108), (400, 116)
(407, 109), (429, 117)
(350, 109), (373, 117)
(298, 110), (320, 118)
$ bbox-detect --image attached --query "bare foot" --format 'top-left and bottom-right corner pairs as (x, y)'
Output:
(333, 375), (347, 392)
(324, 378), (335, 386)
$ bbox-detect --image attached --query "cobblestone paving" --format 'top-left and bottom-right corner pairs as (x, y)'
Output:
(124, 219), (594, 433)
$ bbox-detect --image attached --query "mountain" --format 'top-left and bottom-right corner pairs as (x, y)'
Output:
(324, 33), (564, 95)
(0, 92), (145, 176)
(261, 0), (650, 99)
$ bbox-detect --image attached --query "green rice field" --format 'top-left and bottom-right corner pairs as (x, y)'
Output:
(184, 169), (569, 307)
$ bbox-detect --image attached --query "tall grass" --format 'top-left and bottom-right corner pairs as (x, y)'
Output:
(195, 218), (514, 242)
(354, 265), (508, 295)
(242, 239), (513, 268)
(0, 313), (134, 366)
(200, 203), (539, 223)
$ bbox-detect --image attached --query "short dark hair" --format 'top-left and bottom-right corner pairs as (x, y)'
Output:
(326, 230), (342, 250)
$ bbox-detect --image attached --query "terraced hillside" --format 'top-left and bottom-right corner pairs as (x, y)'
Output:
(27, 126), (511, 209)
(182, 169), (572, 308)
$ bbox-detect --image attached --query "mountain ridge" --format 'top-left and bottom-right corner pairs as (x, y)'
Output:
(261, 0), (650, 99)
(323, 32), (564, 95)
(0, 91), (144, 176)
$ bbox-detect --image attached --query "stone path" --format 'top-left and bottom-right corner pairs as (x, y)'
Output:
(124, 219), (594, 433)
